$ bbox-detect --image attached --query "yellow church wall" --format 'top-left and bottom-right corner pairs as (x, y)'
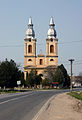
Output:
(36, 56), (46, 67)
(24, 57), (36, 66)
(48, 57), (58, 66)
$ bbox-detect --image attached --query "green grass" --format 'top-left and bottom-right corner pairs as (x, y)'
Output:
(68, 91), (82, 101)
(0, 90), (20, 94)
(0, 89), (33, 94)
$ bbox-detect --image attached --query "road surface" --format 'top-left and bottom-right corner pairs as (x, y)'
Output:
(0, 89), (81, 120)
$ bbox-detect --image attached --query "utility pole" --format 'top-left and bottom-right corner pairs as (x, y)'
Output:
(69, 59), (74, 92)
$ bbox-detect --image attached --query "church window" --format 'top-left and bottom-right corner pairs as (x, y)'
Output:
(51, 38), (53, 42)
(25, 43), (27, 54)
(28, 59), (32, 61)
(40, 59), (43, 65)
(50, 59), (54, 61)
(50, 45), (54, 53)
(29, 38), (31, 42)
(28, 45), (32, 53)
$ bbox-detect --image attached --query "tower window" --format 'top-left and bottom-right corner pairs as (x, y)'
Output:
(29, 38), (31, 42)
(51, 38), (53, 42)
(28, 45), (32, 53)
(50, 45), (54, 53)
(40, 59), (43, 65)
(50, 59), (54, 61)
(28, 59), (32, 61)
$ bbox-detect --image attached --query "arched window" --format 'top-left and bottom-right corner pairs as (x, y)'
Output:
(40, 59), (43, 65)
(51, 38), (53, 42)
(28, 45), (32, 53)
(50, 45), (54, 53)
(28, 59), (32, 61)
(50, 59), (54, 61)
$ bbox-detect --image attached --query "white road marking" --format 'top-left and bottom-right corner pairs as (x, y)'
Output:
(0, 92), (35, 105)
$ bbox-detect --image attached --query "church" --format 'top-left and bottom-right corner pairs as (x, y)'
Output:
(24, 17), (58, 79)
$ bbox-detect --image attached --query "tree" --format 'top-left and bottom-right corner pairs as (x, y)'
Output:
(58, 64), (70, 87)
(44, 65), (57, 83)
(42, 78), (50, 87)
(25, 69), (42, 87)
(53, 68), (64, 84)
(35, 74), (42, 85)
(0, 59), (24, 88)
(45, 64), (70, 88)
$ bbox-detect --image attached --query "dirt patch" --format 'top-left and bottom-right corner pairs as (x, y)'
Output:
(73, 100), (82, 113)
(37, 93), (82, 120)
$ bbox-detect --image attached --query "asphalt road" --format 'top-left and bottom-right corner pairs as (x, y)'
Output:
(0, 88), (81, 120)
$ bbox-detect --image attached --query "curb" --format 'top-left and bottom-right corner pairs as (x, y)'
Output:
(32, 95), (56, 120)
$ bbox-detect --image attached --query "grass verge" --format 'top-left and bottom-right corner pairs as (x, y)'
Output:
(0, 90), (20, 94)
(0, 89), (32, 94)
(68, 91), (82, 101)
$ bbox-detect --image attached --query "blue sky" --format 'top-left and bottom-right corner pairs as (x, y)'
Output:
(0, 0), (82, 75)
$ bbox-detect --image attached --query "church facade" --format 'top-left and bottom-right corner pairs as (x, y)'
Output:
(24, 17), (58, 79)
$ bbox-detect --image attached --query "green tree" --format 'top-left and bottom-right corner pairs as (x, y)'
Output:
(25, 69), (42, 87)
(45, 66), (56, 83)
(45, 64), (70, 88)
(42, 78), (50, 87)
(58, 64), (70, 87)
(35, 74), (42, 85)
(53, 68), (64, 84)
(0, 59), (24, 88)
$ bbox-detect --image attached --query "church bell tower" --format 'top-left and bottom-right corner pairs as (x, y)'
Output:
(24, 17), (36, 70)
(24, 17), (58, 80)
(46, 17), (58, 66)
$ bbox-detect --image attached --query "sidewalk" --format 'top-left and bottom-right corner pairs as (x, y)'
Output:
(37, 93), (82, 120)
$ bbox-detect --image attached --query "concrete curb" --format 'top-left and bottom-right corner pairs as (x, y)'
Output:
(32, 95), (56, 120)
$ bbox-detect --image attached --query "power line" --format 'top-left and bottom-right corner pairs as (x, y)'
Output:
(74, 63), (82, 65)
(58, 61), (82, 66)
(59, 59), (82, 63)
(0, 40), (82, 48)
(0, 45), (24, 48)
(58, 40), (82, 44)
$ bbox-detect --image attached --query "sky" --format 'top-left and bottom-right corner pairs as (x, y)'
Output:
(0, 0), (82, 76)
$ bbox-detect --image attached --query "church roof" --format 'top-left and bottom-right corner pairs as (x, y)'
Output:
(50, 16), (54, 25)
(28, 16), (32, 25)
(25, 16), (35, 39)
(47, 17), (57, 39)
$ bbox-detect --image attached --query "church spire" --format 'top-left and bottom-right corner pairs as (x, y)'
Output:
(47, 17), (56, 38)
(50, 16), (55, 26)
(28, 16), (32, 25)
(25, 16), (35, 39)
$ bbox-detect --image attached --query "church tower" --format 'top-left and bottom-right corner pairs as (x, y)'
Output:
(46, 17), (58, 66)
(24, 17), (58, 80)
(24, 17), (36, 78)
